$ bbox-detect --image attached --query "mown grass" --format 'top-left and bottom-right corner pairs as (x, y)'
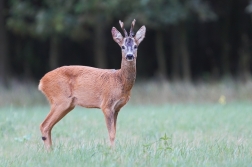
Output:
(0, 103), (252, 167)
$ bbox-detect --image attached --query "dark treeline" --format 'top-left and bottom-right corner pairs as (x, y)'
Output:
(0, 0), (252, 87)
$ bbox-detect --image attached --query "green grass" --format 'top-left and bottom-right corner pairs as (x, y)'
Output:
(0, 103), (252, 167)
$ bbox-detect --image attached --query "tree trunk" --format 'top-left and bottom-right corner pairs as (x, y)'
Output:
(221, 18), (231, 77)
(93, 19), (107, 69)
(179, 23), (191, 82)
(24, 40), (32, 79)
(0, 0), (9, 87)
(155, 31), (167, 80)
(221, 42), (230, 77)
(171, 25), (180, 81)
(238, 34), (250, 82)
(49, 36), (60, 70)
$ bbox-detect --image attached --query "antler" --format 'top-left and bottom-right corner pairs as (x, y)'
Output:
(130, 19), (136, 37)
(119, 20), (128, 37)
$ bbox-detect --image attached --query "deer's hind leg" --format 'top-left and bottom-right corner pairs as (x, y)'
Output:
(40, 98), (75, 150)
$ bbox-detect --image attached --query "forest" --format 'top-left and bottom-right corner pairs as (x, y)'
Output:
(0, 0), (252, 87)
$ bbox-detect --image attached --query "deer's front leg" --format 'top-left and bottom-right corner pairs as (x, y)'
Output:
(103, 108), (116, 147)
(114, 110), (120, 132)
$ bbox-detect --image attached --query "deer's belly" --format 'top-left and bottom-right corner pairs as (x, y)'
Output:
(74, 92), (101, 109)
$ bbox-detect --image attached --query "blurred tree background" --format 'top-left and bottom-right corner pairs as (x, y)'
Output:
(0, 0), (252, 86)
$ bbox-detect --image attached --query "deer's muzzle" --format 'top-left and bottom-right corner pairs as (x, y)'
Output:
(126, 54), (134, 61)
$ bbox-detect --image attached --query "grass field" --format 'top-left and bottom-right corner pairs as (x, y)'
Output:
(0, 102), (252, 167)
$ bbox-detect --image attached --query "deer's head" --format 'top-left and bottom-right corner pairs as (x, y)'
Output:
(111, 19), (146, 61)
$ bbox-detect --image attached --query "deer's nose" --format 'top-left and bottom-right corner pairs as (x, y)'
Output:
(126, 54), (134, 60)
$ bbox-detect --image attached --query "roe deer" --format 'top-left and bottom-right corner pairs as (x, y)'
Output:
(38, 19), (146, 149)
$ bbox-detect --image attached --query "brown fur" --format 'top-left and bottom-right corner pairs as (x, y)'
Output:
(39, 20), (146, 150)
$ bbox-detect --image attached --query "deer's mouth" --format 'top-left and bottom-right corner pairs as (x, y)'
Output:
(126, 54), (134, 61)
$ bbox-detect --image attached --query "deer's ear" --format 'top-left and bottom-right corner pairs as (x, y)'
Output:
(111, 27), (123, 45)
(135, 26), (146, 45)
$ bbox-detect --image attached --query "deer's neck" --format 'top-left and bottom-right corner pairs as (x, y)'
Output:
(118, 58), (136, 92)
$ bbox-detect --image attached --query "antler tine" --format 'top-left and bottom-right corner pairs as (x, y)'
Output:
(130, 19), (136, 37)
(119, 20), (128, 37)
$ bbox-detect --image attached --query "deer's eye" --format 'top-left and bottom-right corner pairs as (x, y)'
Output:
(121, 46), (125, 49)
(134, 45), (138, 49)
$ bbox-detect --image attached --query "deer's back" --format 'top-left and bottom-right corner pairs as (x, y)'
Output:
(38, 66), (127, 109)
